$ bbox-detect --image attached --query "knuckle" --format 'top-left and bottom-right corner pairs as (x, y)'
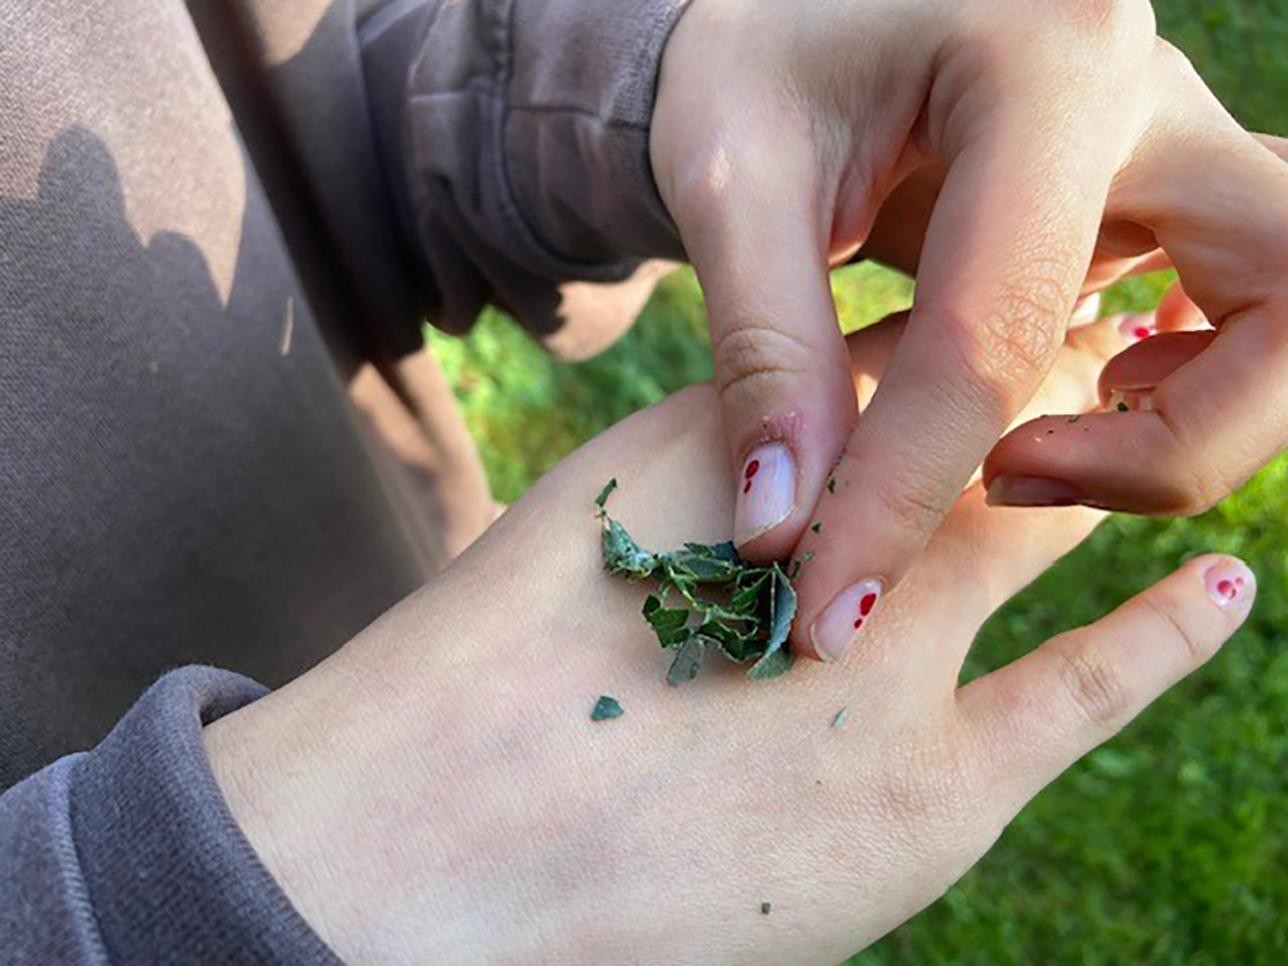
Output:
(1047, 0), (1154, 39)
(1140, 595), (1219, 665)
(1054, 637), (1132, 729)
(1151, 37), (1201, 83)
(1150, 407), (1228, 515)
(938, 279), (1069, 417)
(870, 473), (951, 537)
(711, 317), (814, 409)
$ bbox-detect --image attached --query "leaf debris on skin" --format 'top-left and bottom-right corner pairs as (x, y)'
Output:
(597, 482), (798, 684)
(590, 695), (624, 721)
(810, 522), (822, 534)
(760, 902), (772, 915)
(832, 708), (849, 729)
(826, 476), (837, 493)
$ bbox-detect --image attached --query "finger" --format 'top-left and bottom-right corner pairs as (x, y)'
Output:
(676, 135), (857, 564)
(1097, 329), (1214, 404)
(793, 94), (1123, 662)
(1153, 281), (1207, 333)
(1254, 133), (1288, 163)
(959, 554), (1255, 816)
(835, 313), (1126, 671)
(985, 53), (1288, 515)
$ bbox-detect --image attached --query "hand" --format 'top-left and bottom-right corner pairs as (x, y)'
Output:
(649, 0), (1287, 663)
(205, 317), (1254, 963)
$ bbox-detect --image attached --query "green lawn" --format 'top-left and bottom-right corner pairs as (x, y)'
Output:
(427, 3), (1287, 961)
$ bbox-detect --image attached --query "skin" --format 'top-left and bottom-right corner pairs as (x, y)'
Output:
(204, 317), (1254, 963)
(649, 0), (1288, 661)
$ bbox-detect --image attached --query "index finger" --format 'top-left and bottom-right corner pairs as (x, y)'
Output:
(793, 97), (1121, 662)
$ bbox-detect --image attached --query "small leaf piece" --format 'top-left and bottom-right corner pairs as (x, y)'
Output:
(666, 637), (707, 686)
(643, 595), (692, 648)
(602, 519), (657, 578)
(590, 695), (624, 721)
(595, 478), (619, 510)
(747, 565), (797, 680)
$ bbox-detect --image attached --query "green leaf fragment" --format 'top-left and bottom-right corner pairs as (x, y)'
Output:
(832, 707), (850, 729)
(666, 637), (707, 686)
(602, 519), (657, 578)
(810, 522), (822, 534)
(826, 476), (837, 493)
(594, 477), (619, 509)
(591, 695), (624, 721)
(643, 595), (693, 647)
(597, 481), (802, 685)
(747, 566), (797, 680)
(761, 902), (772, 915)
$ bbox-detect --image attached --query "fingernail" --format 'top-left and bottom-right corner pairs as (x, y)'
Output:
(1071, 293), (1102, 326)
(810, 578), (884, 663)
(1203, 559), (1256, 610)
(1118, 315), (1156, 342)
(734, 443), (796, 544)
(985, 475), (1083, 508)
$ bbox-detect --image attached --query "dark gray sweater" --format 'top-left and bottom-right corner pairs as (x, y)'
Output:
(0, 670), (339, 963)
(0, 0), (686, 958)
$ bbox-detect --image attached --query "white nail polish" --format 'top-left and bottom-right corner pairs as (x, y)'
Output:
(809, 578), (884, 663)
(733, 443), (796, 545)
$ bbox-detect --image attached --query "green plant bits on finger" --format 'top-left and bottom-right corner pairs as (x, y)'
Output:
(590, 695), (624, 721)
(595, 482), (798, 684)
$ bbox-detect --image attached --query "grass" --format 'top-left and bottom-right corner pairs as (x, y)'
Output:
(427, 3), (1287, 960)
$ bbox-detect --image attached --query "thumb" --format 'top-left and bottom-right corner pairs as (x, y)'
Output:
(678, 145), (857, 561)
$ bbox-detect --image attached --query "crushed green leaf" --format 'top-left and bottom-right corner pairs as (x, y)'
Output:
(826, 476), (837, 494)
(761, 901), (772, 915)
(810, 522), (822, 534)
(594, 478), (619, 509)
(596, 482), (797, 684)
(832, 708), (850, 729)
(591, 695), (624, 721)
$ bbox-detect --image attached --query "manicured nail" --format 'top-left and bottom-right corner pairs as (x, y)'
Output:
(810, 578), (884, 663)
(1118, 315), (1156, 342)
(1203, 559), (1256, 610)
(734, 443), (796, 544)
(985, 475), (1083, 508)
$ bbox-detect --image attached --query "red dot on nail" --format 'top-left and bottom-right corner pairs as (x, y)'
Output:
(742, 480), (752, 494)
(859, 592), (878, 616)
(1134, 326), (1151, 340)
(1217, 579), (1236, 599)
(744, 459), (761, 480)
(853, 618), (864, 630)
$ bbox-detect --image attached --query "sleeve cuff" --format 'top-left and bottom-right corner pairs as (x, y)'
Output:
(68, 667), (341, 964)
(402, 0), (690, 337)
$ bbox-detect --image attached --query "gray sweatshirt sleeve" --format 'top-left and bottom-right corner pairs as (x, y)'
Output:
(0, 667), (338, 964)
(398, 0), (691, 339)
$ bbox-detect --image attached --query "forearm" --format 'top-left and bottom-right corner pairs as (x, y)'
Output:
(398, 0), (689, 337)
